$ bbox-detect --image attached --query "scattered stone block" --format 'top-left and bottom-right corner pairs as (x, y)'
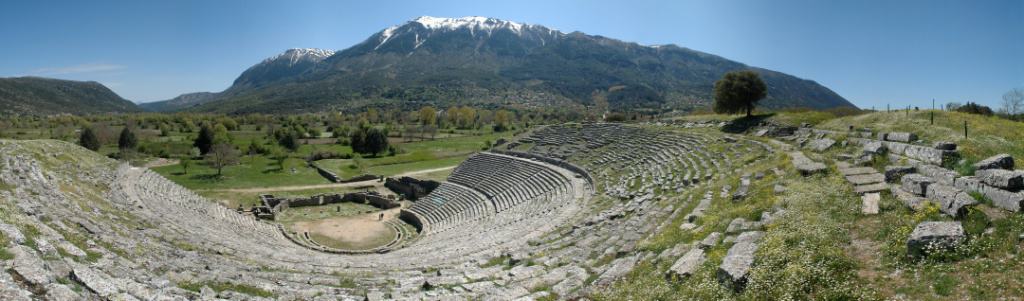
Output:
(667, 248), (706, 279)
(973, 154), (1014, 170)
(0, 223), (25, 245)
(863, 141), (888, 155)
(862, 192), (880, 214)
(933, 141), (957, 151)
(901, 174), (934, 196)
(884, 165), (916, 183)
(699, 232), (722, 250)
(734, 231), (765, 244)
(717, 232), (763, 291)
(807, 138), (836, 152)
(789, 151), (827, 176)
(891, 186), (927, 210)
(71, 265), (119, 297)
(840, 167), (877, 176)
(925, 184), (977, 217)
(846, 173), (885, 185)
(974, 169), (1024, 190)
(592, 256), (638, 287)
(855, 182), (889, 194)
(916, 164), (959, 185)
(907, 221), (966, 258)
(954, 176), (1024, 212)
(11, 246), (53, 286)
(44, 283), (81, 301)
(0, 270), (32, 301)
(884, 132), (918, 143)
(726, 218), (754, 234)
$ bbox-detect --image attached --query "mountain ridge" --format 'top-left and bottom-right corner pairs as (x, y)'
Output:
(145, 16), (855, 113)
(0, 76), (141, 115)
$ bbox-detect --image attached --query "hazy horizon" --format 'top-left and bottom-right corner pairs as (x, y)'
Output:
(1, 0), (1020, 110)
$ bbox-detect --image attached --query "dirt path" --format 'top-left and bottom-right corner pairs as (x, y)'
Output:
(197, 165), (457, 194)
(143, 158), (180, 168)
(396, 165), (456, 177)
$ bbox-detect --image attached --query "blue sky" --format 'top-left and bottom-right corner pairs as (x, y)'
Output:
(0, 0), (1020, 109)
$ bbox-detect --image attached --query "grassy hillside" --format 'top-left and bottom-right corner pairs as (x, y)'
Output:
(820, 110), (1024, 165)
(0, 77), (141, 115)
(599, 113), (1024, 300)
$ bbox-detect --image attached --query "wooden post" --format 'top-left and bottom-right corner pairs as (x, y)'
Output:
(964, 120), (968, 138)
(931, 111), (934, 125)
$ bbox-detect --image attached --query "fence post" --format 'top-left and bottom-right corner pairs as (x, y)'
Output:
(931, 111), (934, 125)
(964, 120), (968, 138)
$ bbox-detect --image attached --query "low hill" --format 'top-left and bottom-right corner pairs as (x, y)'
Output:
(163, 16), (855, 114)
(0, 77), (141, 115)
(139, 92), (219, 112)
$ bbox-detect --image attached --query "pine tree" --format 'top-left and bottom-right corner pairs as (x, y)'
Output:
(118, 127), (137, 151)
(194, 125), (215, 154)
(79, 127), (101, 151)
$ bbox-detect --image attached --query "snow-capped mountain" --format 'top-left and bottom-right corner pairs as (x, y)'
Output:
(148, 16), (853, 113)
(346, 16), (561, 55)
(262, 48), (335, 66)
(231, 48), (335, 88)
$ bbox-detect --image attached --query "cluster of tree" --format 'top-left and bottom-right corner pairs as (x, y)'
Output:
(191, 124), (240, 175)
(950, 102), (995, 116)
(349, 127), (390, 157)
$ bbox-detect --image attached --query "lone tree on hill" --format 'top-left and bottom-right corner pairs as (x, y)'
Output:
(118, 127), (137, 152)
(194, 125), (215, 155)
(205, 143), (240, 176)
(79, 127), (101, 151)
(713, 70), (767, 117)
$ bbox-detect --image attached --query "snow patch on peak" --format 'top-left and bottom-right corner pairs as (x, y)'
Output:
(265, 48), (335, 66)
(376, 26), (400, 50)
(411, 16), (528, 34)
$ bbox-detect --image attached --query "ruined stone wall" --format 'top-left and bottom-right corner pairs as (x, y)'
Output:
(385, 176), (441, 200)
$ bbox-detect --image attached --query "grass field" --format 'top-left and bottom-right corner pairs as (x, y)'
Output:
(316, 132), (507, 179)
(147, 130), (509, 192)
(152, 156), (327, 190)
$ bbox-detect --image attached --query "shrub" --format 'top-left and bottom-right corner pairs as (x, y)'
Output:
(957, 102), (994, 116)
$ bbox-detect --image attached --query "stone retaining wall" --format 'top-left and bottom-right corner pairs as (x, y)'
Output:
(385, 176), (441, 200)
